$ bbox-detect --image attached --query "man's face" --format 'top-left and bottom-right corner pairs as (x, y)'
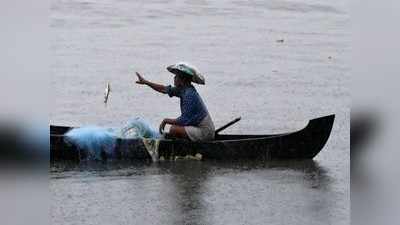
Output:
(174, 75), (182, 87)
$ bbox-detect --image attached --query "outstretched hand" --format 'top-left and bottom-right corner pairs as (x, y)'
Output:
(135, 72), (147, 85)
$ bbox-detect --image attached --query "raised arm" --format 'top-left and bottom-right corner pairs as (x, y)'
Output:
(135, 72), (167, 94)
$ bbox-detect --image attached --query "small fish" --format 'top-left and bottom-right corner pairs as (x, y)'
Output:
(276, 39), (284, 43)
(104, 82), (111, 104)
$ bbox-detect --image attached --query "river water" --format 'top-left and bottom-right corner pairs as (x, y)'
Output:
(50, 0), (349, 224)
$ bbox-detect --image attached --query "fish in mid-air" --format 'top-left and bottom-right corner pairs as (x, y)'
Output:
(104, 82), (111, 104)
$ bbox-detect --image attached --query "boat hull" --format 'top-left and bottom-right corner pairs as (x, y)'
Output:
(50, 114), (335, 162)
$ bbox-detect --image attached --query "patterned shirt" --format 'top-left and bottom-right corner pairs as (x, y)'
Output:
(166, 85), (209, 126)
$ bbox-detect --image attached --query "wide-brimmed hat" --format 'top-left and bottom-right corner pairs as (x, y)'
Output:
(166, 62), (205, 85)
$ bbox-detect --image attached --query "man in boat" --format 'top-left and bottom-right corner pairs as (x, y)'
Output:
(135, 62), (215, 141)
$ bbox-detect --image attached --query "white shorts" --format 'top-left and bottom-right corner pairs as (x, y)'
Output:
(184, 114), (215, 142)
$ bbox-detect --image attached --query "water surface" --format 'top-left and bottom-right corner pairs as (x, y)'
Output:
(51, 0), (349, 224)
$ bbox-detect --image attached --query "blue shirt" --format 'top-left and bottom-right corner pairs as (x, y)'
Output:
(166, 85), (209, 126)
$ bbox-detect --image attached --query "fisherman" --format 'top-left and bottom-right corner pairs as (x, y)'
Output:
(135, 62), (215, 141)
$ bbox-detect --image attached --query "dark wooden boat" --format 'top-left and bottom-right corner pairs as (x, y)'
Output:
(50, 114), (335, 162)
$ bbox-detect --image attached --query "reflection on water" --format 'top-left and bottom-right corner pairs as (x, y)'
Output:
(51, 160), (338, 225)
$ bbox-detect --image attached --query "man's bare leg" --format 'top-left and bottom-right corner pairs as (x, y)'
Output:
(166, 125), (189, 139)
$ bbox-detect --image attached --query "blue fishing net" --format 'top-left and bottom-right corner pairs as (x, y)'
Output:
(64, 118), (161, 160)
(119, 117), (161, 139)
(64, 126), (117, 160)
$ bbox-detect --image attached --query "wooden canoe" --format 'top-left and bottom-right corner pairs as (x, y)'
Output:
(50, 114), (335, 162)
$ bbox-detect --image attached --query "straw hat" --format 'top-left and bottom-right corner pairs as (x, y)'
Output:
(166, 62), (205, 85)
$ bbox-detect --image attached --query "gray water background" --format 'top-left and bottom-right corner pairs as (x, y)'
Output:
(50, 0), (349, 224)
